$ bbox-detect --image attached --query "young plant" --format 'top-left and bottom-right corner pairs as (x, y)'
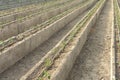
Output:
(44, 58), (52, 67)
(38, 71), (51, 80)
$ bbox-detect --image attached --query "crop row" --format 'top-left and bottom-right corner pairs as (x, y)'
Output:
(114, 0), (120, 79)
(19, 0), (105, 79)
(114, 0), (120, 29)
(0, 0), (89, 41)
(0, 0), (80, 28)
(114, 0), (120, 48)
(0, 0), (73, 26)
(0, 0), (60, 17)
(0, 0), (93, 74)
(0, 0), (91, 51)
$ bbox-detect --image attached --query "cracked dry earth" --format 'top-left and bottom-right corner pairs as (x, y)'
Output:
(66, 0), (113, 80)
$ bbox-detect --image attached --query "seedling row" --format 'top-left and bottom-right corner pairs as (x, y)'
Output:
(0, 0), (73, 25)
(0, 0), (75, 26)
(0, 0), (63, 17)
(0, 0), (94, 74)
(0, 0), (85, 41)
(114, 0), (120, 79)
(18, 0), (105, 79)
(0, 0), (91, 51)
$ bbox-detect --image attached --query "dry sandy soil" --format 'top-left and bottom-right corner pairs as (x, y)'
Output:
(66, 0), (113, 80)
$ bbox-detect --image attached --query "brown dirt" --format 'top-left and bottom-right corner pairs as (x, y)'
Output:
(66, 0), (113, 80)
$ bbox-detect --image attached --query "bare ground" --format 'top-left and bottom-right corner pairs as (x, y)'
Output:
(66, 0), (113, 80)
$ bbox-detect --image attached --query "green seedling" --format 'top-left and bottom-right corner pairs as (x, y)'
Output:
(38, 71), (51, 80)
(43, 71), (51, 79)
(44, 58), (52, 67)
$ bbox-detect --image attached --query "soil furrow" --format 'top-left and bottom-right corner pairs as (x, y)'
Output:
(0, 7), (90, 80)
(0, 0), (89, 41)
(66, 0), (113, 80)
